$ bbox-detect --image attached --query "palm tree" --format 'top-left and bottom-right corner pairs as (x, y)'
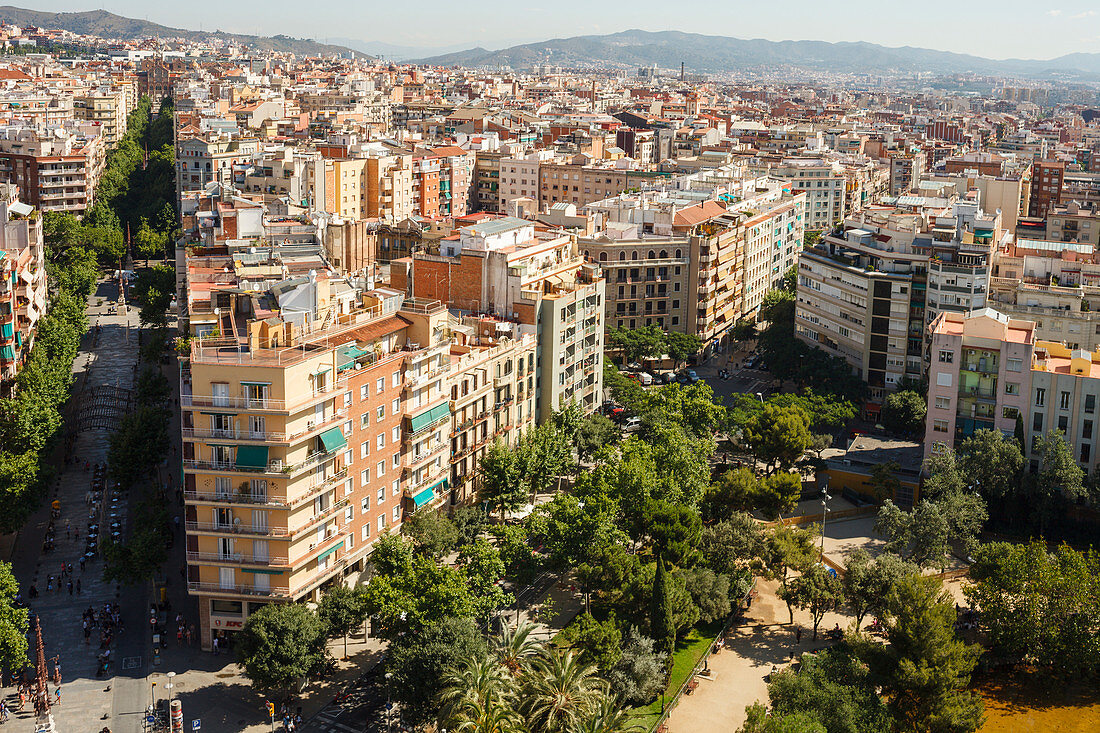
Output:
(451, 696), (525, 733)
(439, 655), (516, 727)
(571, 695), (644, 733)
(519, 649), (602, 733)
(492, 620), (543, 676)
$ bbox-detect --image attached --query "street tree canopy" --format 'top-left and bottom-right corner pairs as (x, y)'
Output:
(236, 603), (328, 692)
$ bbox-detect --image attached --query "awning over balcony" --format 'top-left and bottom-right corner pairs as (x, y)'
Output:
(317, 540), (344, 561)
(319, 427), (347, 453)
(337, 344), (370, 371)
(0, 345), (13, 360)
(409, 403), (449, 433)
(0, 323), (12, 339)
(412, 477), (448, 508)
(241, 568), (283, 575)
(236, 445), (269, 470)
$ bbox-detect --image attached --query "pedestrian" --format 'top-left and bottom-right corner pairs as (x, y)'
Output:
(76, 579), (81, 595)
(176, 627), (183, 646)
(80, 556), (86, 573)
(67, 580), (73, 596)
(84, 620), (91, 644)
(17, 689), (24, 710)
(212, 636), (219, 656)
(28, 585), (36, 599)
(54, 687), (61, 705)
(795, 626), (802, 644)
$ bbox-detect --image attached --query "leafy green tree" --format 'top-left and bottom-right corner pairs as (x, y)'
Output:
(636, 381), (724, 439)
(966, 541), (1100, 676)
(871, 575), (984, 733)
(479, 439), (527, 521)
(664, 331), (702, 369)
(738, 703), (826, 733)
(236, 603), (328, 692)
(132, 264), (175, 329)
(134, 217), (168, 265)
(705, 467), (759, 521)
(780, 563), (844, 640)
(644, 500), (702, 567)
(451, 505), (488, 548)
(107, 405), (171, 489)
(875, 493), (987, 571)
(101, 498), (168, 585)
(403, 510), (459, 558)
(763, 525), (817, 624)
(527, 492), (627, 570)
(743, 404), (812, 474)
(757, 472), (803, 520)
(608, 627), (667, 705)
(0, 561), (29, 673)
(362, 553), (483, 639)
(768, 390), (857, 432)
(842, 549), (918, 630)
(576, 413), (620, 462)
(1032, 430), (1086, 535)
(561, 612), (623, 674)
(677, 567), (731, 623)
(882, 390), (927, 437)
(648, 557), (676, 660)
(457, 536), (512, 617)
(766, 646), (889, 733)
(317, 584), (368, 660)
(957, 429), (1024, 500)
(387, 616), (488, 726)
(606, 325), (665, 365)
(518, 421), (573, 495)
(490, 523), (541, 584)
(0, 451), (41, 533)
(700, 513), (765, 578)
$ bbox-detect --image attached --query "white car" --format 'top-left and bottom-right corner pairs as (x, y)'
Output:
(623, 416), (643, 431)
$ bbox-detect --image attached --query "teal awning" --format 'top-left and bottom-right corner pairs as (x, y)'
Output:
(0, 323), (12, 339)
(0, 345), (13, 360)
(241, 568), (283, 575)
(317, 540), (344, 561)
(236, 445), (269, 469)
(310, 367), (331, 378)
(409, 403), (449, 433)
(318, 427), (347, 453)
(412, 487), (435, 508)
(337, 345), (369, 371)
(240, 380), (271, 386)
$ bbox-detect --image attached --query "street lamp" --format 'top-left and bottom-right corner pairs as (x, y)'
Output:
(756, 392), (764, 404)
(166, 671), (175, 708)
(819, 487), (832, 554)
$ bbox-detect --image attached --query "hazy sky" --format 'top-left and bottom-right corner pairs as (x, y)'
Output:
(39, 1), (1100, 58)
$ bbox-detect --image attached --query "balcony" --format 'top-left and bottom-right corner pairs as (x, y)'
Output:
(406, 440), (447, 468)
(185, 551), (290, 568)
(292, 498), (349, 537)
(287, 469), (348, 508)
(185, 521), (289, 537)
(183, 427), (288, 443)
(183, 458), (286, 476)
(186, 581), (290, 599)
(184, 490), (287, 508)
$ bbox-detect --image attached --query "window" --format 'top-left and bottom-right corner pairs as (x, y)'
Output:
(1033, 413), (1044, 432)
(378, 515), (385, 532)
(393, 453), (400, 468)
(392, 426), (400, 443)
(392, 371), (401, 388)
(345, 506), (354, 523)
(377, 487), (384, 503)
(1088, 395), (1096, 414)
(1036, 388), (1046, 407)
(933, 419), (948, 433)
(393, 480), (400, 496)
(377, 434), (385, 450)
(361, 468), (370, 486)
(377, 406), (385, 420)
(360, 442), (369, 459)
(1002, 407), (1019, 420)
(936, 372), (953, 387)
(343, 420), (352, 436)
(935, 396), (950, 410)
(392, 398), (400, 414)
(343, 391), (352, 407)
(377, 460), (385, 477)
(1058, 415), (1069, 432)
(938, 350), (954, 363)
(360, 385), (368, 400)
(376, 377), (385, 394)
(1085, 420), (1093, 439)
(361, 414), (370, 429)
(1005, 383), (1019, 395)
(1082, 444), (1091, 463)
(362, 524), (371, 541)
(1060, 391), (1071, 410)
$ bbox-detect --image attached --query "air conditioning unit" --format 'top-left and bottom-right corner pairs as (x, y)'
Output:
(269, 459), (284, 471)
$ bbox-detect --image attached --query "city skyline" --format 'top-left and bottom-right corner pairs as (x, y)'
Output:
(36, 0), (1100, 60)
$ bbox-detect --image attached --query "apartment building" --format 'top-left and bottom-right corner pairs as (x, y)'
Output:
(765, 157), (847, 232)
(0, 190), (45, 385)
(538, 160), (654, 209)
(1027, 160), (1064, 218)
(499, 150), (552, 212)
(393, 217), (605, 419)
(181, 282), (453, 649)
(0, 124), (106, 214)
(924, 308), (1100, 474)
(473, 150), (503, 213)
(796, 197), (999, 414)
(176, 135), (263, 204)
(889, 150), (926, 196)
(1045, 201), (1100, 246)
(429, 146), (474, 218)
(73, 87), (128, 148)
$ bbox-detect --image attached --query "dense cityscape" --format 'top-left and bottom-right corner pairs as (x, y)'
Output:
(0, 5), (1097, 733)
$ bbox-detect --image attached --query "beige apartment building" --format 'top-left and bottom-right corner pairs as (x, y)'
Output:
(182, 288), (454, 649)
(73, 87), (128, 148)
(176, 135), (263, 204)
(0, 124), (106, 214)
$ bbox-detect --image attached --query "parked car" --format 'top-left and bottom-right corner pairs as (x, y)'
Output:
(623, 416), (643, 431)
(659, 371), (677, 384)
(685, 369), (700, 383)
(637, 372), (654, 386)
(609, 406), (627, 421)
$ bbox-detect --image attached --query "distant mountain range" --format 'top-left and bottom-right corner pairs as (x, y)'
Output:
(0, 6), (353, 57)
(330, 37), (474, 62)
(414, 29), (1100, 80)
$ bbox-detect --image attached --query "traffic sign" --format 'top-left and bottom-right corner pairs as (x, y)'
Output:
(192, 721), (201, 730)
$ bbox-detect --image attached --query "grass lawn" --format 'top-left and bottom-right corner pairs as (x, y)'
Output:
(629, 620), (725, 731)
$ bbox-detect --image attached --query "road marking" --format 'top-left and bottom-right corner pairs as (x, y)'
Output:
(122, 656), (142, 669)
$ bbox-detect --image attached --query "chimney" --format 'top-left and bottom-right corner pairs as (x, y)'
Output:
(680, 62), (684, 81)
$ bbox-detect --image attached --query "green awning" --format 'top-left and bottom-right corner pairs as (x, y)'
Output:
(310, 367), (331, 378)
(241, 568), (283, 575)
(236, 445), (269, 469)
(0, 323), (12, 339)
(409, 403), (450, 433)
(412, 487), (435, 508)
(240, 380), (271, 386)
(337, 345), (369, 371)
(317, 540), (344, 561)
(0, 345), (13, 360)
(318, 427), (347, 453)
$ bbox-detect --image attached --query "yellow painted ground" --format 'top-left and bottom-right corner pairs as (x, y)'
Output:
(977, 671), (1100, 732)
